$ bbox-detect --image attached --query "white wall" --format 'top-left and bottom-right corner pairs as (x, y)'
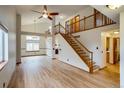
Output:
(72, 24), (119, 68)
(0, 6), (16, 88)
(56, 34), (89, 72)
(120, 11), (124, 88)
(21, 22), (51, 33)
(21, 34), (46, 56)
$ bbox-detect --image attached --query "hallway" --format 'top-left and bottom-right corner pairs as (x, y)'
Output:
(8, 56), (119, 88)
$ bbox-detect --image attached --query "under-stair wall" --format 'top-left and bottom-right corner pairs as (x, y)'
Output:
(55, 34), (89, 72)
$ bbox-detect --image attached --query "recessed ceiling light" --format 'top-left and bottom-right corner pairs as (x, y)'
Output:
(106, 5), (122, 10)
(114, 31), (119, 34)
(49, 26), (52, 29)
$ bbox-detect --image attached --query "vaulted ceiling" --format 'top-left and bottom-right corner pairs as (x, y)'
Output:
(92, 5), (124, 23)
(16, 5), (89, 25)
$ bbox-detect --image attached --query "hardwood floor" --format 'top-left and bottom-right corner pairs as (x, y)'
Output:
(8, 56), (119, 88)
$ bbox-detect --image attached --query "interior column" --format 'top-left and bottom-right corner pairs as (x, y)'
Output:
(16, 14), (21, 64)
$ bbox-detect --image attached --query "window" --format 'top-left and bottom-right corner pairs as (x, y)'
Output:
(0, 28), (8, 63)
(26, 35), (40, 51)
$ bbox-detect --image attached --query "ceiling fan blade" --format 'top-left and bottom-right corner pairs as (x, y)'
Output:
(48, 16), (53, 20)
(31, 10), (41, 14)
(49, 12), (59, 15)
(44, 5), (47, 11)
(38, 16), (43, 19)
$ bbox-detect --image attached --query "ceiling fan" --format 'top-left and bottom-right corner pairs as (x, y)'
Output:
(31, 5), (59, 20)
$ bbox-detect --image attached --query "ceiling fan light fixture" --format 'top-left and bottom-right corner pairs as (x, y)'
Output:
(43, 14), (48, 18)
(43, 10), (47, 13)
(60, 15), (64, 19)
(106, 5), (122, 10)
(32, 5), (58, 20)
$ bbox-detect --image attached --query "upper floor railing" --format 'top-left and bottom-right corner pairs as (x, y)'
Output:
(54, 23), (66, 34)
(65, 10), (116, 34)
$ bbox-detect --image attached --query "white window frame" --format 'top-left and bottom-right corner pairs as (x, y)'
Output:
(26, 35), (40, 52)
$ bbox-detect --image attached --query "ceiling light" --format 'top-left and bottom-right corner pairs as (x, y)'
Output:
(49, 26), (52, 29)
(60, 15), (64, 19)
(43, 14), (48, 18)
(114, 31), (119, 34)
(106, 5), (122, 10)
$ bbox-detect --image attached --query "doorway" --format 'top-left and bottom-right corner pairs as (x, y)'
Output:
(105, 35), (120, 65)
(102, 30), (120, 69)
(106, 37), (110, 63)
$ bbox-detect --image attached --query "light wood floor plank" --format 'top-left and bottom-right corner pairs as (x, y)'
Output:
(8, 56), (120, 88)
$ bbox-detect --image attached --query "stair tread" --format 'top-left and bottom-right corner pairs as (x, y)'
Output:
(70, 41), (74, 42)
(70, 43), (77, 44)
(73, 46), (80, 48)
(69, 41), (75, 42)
(76, 50), (84, 52)
(69, 41), (75, 43)
(70, 42), (76, 43)
(79, 53), (88, 56)
(72, 45), (79, 46)
(75, 48), (83, 50)
(78, 52), (86, 54)
(77, 50), (85, 52)
(72, 44), (78, 46)
(83, 58), (92, 61)
(75, 49), (83, 50)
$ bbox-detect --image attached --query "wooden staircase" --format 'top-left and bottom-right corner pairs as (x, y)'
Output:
(54, 23), (100, 73)
(60, 33), (100, 73)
